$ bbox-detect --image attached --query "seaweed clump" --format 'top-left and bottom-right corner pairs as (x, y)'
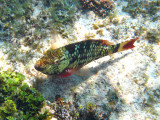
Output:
(80, 0), (115, 17)
(123, 0), (160, 21)
(0, 71), (47, 119)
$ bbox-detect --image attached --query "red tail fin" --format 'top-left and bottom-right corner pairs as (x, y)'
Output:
(123, 38), (138, 50)
(117, 37), (138, 52)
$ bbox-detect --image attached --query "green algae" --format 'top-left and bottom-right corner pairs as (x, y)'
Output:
(0, 71), (47, 119)
(0, 100), (19, 120)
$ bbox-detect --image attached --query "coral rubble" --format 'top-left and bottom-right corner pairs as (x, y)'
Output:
(44, 97), (108, 119)
(80, 0), (115, 17)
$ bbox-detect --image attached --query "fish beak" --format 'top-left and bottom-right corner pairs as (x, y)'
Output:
(34, 62), (44, 71)
(34, 64), (39, 70)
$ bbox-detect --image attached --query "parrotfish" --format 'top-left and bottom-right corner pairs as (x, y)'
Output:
(35, 38), (138, 77)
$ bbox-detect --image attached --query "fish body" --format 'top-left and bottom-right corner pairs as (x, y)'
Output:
(35, 38), (138, 77)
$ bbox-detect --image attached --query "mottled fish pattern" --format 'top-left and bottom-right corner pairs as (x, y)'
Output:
(35, 38), (138, 77)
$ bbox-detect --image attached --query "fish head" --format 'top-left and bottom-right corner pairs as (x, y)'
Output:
(35, 56), (70, 75)
(35, 48), (70, 75)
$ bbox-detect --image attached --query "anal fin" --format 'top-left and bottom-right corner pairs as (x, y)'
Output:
(59, 66), (90, 77)
(73, 66), (90, 76)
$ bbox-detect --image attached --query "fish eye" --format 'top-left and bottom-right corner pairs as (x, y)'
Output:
(54, 59), (59, 64)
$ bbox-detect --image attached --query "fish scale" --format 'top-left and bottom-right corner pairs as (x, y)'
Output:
(35, 38), (138, 77)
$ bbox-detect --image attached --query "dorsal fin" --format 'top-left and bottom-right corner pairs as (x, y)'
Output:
(85, 39), (114, 46)
(101, 39), (114, 46)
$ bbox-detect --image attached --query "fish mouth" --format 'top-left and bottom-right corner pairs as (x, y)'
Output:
(34, 64), (44, 71)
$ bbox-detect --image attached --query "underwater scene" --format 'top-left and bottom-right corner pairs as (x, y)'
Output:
(0, 0), (160, 119)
